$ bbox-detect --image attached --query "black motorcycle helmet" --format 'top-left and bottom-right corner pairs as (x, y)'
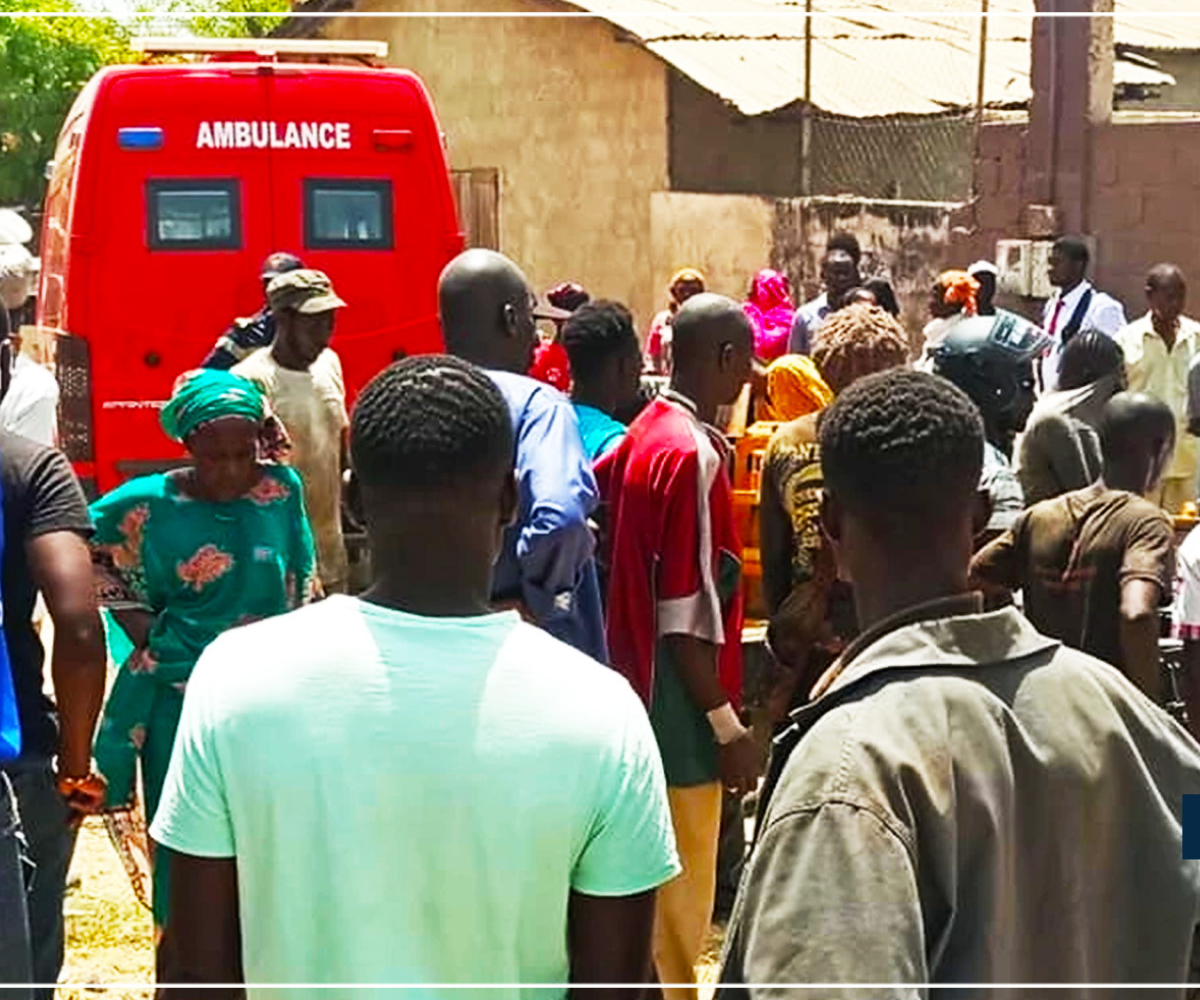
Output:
(932, 311), (1050, 452)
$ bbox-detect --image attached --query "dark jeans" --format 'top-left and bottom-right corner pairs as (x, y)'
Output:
(1, 760), (76, 1000)
(0, 771), (32, 1000)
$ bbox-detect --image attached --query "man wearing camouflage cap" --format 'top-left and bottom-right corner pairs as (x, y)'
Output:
(203, 251), (304, 370)
(234, 269), (350, 593)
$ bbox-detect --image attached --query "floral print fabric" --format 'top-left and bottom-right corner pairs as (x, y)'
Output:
(90, 463), (316, 924)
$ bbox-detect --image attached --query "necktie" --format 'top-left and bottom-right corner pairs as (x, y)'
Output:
(1048, 296), (1065, 341)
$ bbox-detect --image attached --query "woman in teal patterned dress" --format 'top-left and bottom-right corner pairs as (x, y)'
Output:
(91, 369), (316, 928)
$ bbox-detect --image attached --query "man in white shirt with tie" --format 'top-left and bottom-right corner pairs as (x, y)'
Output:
(1040, 236), (1127, 394)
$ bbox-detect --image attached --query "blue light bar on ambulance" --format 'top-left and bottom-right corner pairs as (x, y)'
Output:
(118, 127), (164, 151)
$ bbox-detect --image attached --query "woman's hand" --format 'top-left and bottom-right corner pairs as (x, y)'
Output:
(57, 770), (108, 827)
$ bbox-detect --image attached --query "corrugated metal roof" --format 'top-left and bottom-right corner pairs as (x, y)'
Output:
(567, 0), (1181, 115)
(282, 0), (1188, 117)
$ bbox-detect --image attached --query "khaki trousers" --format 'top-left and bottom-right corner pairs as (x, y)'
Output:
(653, 781), (723, 1000)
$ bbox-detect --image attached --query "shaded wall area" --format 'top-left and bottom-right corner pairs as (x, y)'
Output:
(650, 192), (960, 355)
(668, 70), (973, 202)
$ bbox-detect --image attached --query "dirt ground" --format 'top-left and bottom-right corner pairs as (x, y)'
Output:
(51, 817), (721, 997)
(56, 819), (154, 998)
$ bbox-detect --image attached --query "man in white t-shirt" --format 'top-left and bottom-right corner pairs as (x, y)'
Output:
(1039, 235), (1127, 394)
(0, 314), (58, 447)
(151, 355), (680, 995)
(234, 269), (349, 593)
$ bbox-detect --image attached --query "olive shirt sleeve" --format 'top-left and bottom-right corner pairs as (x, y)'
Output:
(969, 512), (1029, 594)
(1120, 507), (1176, 593)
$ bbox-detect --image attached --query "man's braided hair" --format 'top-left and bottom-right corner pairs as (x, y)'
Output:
(811, 302), (910, 394)
(350, 355), (514, 490)
(820, 368), (984, 527)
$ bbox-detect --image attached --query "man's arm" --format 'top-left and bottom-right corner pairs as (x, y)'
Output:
(969, 527), (1022, 599)
(758, 456), (794, 618)
(719, 802), (926, 993)
(663, 634), (758, 795)
(567, 889), (655, 997)
(28, 530), (106, 784)
(1119, 513), (1175, 698)
(1120, 578), (1163, 699)
(514, 391), (597, 618)
(1096, 297), (1128, 337)
(157, 853), (243, 999)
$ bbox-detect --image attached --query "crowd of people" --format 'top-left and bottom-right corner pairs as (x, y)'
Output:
(2, 226), (1200, 999)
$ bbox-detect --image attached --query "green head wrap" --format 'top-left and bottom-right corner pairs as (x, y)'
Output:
(160, 369), (266, 444)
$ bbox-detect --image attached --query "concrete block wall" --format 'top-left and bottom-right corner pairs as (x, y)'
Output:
(963, 118), (1200, 321)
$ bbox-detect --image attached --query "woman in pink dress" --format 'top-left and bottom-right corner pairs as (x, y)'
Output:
(743, 268), (796, 363)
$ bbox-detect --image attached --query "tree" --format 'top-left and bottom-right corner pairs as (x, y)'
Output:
(167, 0), (292, 40)
(0, 2), (132, 208)
(0, 0), (291, 211)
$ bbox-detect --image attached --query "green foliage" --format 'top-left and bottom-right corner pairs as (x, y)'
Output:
(0, 0), (292, 210)
(0, 2), (132, 208)
(166, 0), (292, 40)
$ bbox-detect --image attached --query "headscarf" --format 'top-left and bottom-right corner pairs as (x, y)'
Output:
(160, 369), (290, 461)
(935, 270), (980, 317)
(668, 268), (706, 311)
(743, 268), (796, 362)
(546, 282), (590, 313)
(759, 354), (834, 422)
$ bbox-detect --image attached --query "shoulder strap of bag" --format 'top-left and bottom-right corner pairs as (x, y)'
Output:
(1060, 288), (1094, 346)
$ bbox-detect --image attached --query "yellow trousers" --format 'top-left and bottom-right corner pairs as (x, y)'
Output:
(654, 781), (723, 1000)
(1152, 477), (1195, 515)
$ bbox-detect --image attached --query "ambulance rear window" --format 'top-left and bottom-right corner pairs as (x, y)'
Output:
(304, 179), (393, 250)
(148, 180), (241, 250)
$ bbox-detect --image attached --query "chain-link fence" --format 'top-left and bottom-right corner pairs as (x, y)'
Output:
(808, 110), (975, 202)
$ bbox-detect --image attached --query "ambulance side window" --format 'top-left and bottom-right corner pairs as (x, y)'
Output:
(304, 179), (393, 250)
(147, 180), (241, 250)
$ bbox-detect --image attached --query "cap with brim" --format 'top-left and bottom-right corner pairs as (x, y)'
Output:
(968, 260), (999, 277)
(294, 291), (347, 314)
(267, 268), (347, 314)
(534, 301), (572, 322)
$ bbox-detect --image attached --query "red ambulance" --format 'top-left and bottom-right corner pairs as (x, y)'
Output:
(37, 38), (464, 496)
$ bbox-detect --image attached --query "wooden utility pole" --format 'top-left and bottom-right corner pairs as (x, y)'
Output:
(800, 0), (813, 196)
(971, 0), (989, 199)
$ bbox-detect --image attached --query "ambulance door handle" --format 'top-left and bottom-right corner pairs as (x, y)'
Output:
(144, 351), (161, 368)
(373, 130), (413, 151)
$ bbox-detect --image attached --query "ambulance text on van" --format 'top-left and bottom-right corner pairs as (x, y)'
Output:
(196, 120), (352, 150)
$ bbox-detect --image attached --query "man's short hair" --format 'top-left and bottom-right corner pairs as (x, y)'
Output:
(1098, 392), (1175, 466)
(560, 300), (637, 382)
(826, 231), (862, 265)
(811, 303), (909, 394)
(820, 369), (985, 531)
(1054, 236), (1090, 268)
(351, 355), (514, 491)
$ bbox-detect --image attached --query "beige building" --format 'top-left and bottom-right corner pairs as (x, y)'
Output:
(281, 0), (1197, 330)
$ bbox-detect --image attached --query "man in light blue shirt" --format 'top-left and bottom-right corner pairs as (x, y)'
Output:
(151, 356), (679, 996)
(560, 299), (642, 461)
(787, 231), (862, 355)
(439, 250), (607, 662)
